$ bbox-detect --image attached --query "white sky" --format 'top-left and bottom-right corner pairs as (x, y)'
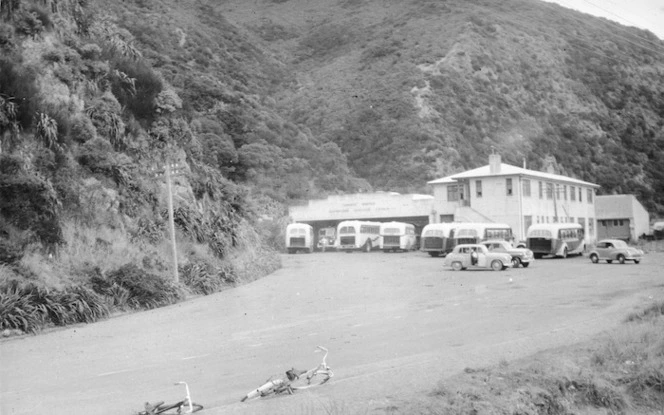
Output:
(542, 0), (664, 40)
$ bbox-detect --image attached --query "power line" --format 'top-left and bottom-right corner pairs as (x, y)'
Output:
(539, 0), (664, 60)
(578, 0), (664, 48)
(589, 0), (663, 33)
(551, 0), (664, 58)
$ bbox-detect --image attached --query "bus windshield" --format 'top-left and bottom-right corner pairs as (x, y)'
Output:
(530, 229), (552, 238)
(339, 226), (356, 234)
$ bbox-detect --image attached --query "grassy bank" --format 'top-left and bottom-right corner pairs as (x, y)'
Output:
(0, 218), (281, 336)
(396, 301), (664, 414)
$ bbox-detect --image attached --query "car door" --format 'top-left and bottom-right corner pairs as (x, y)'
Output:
(596, 242), (610, 259)
(475, 246), (488, 267)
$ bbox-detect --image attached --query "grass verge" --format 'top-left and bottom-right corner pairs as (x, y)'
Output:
(394, 300), (664, 415)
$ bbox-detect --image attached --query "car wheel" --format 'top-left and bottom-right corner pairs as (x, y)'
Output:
(451, 261), (463, 271)
(590, 254), (599, 264)
(617, 254), (625, 264)
(511, 257), (521, 268)
(491, 260), (503, 271)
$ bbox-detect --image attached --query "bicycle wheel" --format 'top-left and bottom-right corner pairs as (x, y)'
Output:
(290, 368), (334, 390)
(156, 401), (204, 414)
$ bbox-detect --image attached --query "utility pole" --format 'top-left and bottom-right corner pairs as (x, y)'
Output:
(153, 160), (182, 284)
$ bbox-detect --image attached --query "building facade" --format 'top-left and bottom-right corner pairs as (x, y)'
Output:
(595, 195), (650, 241)
(288, 192), (435, 241)
(428, 154), (600, 243)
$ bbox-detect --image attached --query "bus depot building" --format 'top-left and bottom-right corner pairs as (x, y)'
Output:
(427, 154), (600, 243)
(288, 192), (435, 240)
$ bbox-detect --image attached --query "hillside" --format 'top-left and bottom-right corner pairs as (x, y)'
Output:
(212, 0), (664, 213)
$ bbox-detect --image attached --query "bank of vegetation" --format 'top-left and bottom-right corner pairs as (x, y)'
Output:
(392, 301), (664, 414)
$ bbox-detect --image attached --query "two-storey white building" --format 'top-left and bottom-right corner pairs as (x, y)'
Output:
(428, 154), (600, 243)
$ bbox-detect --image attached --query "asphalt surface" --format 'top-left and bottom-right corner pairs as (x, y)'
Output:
(1, 250), (663, 415)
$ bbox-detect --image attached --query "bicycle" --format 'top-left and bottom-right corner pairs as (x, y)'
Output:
(241, 346), (334, 402)
(138, 381), (204, 414)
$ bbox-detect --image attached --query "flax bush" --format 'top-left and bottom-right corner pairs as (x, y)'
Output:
(0, 279), (110, 333)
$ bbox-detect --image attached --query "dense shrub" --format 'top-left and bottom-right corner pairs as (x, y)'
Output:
(110, 58), (163, 123)
(93, 264), (182, 309)
(85, 92), (126, 148)
(0, 239), (22, 264)
(14, 9), (44, 37)
(179, 261), (236, 295)
(77, 137), (132, 186)
(0, 23), (14, 50)
(0, 58), (39, 129)
(0, 280), (110, 333)
(0, 154), (63, 246)
(69, 114), (97, 143)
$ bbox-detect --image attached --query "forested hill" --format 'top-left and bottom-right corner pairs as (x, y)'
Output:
(1, 0), (664, 265)
(209, 0), (664, 214)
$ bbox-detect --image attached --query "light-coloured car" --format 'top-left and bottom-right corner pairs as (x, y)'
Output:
(444, 244), (513, 271)
(589, 239), (644, 264)
(481, 240), (534, 268)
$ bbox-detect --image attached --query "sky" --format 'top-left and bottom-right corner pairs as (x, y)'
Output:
(543, 0), (664, 40)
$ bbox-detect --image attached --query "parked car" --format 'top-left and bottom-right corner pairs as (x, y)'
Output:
(481, 240), (534, 268)
(588, 239), (644, 264)
(444, 244), (513, 271)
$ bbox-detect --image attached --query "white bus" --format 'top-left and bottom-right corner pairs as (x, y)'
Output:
(285, 223), (314, 254)
(526, 223), (585, 258)
(453, 222), (513, 245)
(420, 223), (458, 257)
(379, 222), (417, 252)
(336, 220), (381, 252)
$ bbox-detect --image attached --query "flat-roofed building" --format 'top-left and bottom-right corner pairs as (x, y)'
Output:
(595, 194), (650, 242)
(427, 154), (600, 243)
(288, 192), (435, 245)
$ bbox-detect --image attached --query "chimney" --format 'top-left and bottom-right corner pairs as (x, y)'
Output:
(544, 155), (556, 174)
(489, 153), (501, 174)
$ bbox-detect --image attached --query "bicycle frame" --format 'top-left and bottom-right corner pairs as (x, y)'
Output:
(140, 381), (201, 415)
(293, 346), (333, 389)
(241, 346), (333, 402)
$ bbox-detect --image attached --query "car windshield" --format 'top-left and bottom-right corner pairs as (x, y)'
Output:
(611, 240), (628, 248)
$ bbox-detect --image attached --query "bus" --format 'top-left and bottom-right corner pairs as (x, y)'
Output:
(379, 222), (417, 252)
(336, 220), (381, 252)
(420, 223), (458, 257)
(453, 222), (513, 245)
(285, 223), (314, 254)
(526, 223), (585, 258)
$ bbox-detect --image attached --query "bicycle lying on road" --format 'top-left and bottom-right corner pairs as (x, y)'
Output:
(241, 345), (334, 402)
(137, 381), (203, 414)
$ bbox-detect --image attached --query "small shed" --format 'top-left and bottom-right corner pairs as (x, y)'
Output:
(595, 195), (650, 241)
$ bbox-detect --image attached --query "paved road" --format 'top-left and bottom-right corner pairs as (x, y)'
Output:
(1, 251), (663, 414)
